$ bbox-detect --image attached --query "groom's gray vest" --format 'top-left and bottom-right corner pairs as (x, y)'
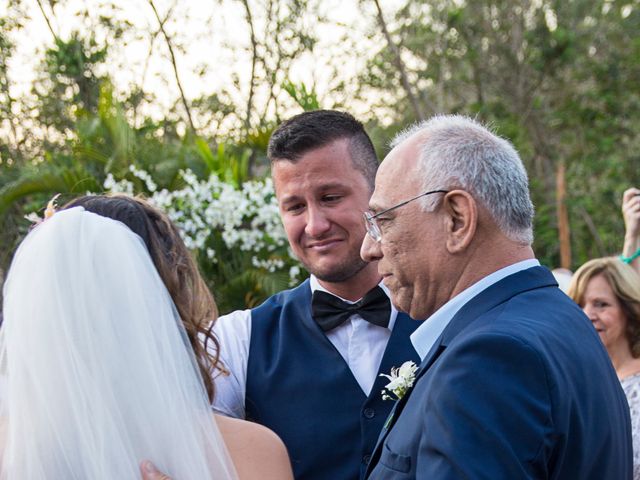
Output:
(246, 279), (421, 480)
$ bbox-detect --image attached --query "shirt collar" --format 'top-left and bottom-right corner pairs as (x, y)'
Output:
(410, 259), (540, 360)
(309, 275), (398, 330)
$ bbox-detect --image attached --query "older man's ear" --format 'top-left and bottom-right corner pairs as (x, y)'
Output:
(443, 190), (478, 254)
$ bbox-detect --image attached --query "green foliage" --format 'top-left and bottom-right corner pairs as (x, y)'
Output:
(0, 59), (273, 311)
(198, 244), (294, 313)
(1, 0), (639, 308)
(32, 32), (108, 133)
(193, 139), (250, 188)
(282, 80), (320, 111)
(357, 0), (640, 270)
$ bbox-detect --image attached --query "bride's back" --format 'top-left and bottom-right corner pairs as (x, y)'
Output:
(0, 196), (239, 479)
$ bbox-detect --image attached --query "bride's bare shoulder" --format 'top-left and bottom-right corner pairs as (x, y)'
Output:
(215, 414), (293, 480)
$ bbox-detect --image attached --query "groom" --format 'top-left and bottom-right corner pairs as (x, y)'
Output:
(360, 115), (632, 478)
(210, 110), (421, 479)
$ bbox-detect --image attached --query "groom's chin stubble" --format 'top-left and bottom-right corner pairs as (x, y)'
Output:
(305, 257), (370, 284)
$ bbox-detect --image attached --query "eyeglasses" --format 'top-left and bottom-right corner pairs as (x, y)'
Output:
(363, 189), (448, 242)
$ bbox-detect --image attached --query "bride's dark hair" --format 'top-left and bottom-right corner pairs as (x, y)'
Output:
(63, 194), (224, 402)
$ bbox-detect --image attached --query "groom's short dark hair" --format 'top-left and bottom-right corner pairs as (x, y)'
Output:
(267, 110), (378, 189)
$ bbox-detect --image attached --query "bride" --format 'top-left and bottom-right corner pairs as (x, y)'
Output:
(0, 195), (292, 479)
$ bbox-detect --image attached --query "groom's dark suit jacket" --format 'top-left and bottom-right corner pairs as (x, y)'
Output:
(246, 279), (422, 480)
(366, 266), (632, 479)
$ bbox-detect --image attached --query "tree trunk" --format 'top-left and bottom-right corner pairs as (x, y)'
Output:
(147, 0), (197, 134)
(371, 0), (426, 121)
(35, 0), (59, 42)
(240, 0), (258, 131)
(556, 162), (571, 268)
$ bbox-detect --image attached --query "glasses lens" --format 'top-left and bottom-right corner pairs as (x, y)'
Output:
(363, 212), (381, 241)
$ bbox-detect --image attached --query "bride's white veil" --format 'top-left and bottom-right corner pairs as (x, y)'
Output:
(0, 207), (237, 479)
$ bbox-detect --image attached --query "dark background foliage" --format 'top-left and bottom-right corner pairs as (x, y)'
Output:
(1, 0), (638, 311)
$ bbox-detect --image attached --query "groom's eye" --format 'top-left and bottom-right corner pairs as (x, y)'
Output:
(285, 203), (304, 213)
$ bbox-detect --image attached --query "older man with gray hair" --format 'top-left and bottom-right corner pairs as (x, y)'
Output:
(361, 115), (632, 479)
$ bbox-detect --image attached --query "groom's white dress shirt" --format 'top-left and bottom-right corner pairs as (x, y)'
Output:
(212, 275), (399, 417)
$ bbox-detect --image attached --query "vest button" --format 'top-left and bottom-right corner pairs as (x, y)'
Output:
(363, 408), (375, 419)
(363, 454), (372, 465)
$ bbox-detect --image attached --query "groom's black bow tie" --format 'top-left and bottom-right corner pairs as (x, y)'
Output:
(311, 286), (391, 332)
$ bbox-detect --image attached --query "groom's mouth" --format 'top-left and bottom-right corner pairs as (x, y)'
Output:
(306, 239), (342, 252)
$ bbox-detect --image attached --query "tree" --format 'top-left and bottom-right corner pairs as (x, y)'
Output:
(356, 0), (640, 269)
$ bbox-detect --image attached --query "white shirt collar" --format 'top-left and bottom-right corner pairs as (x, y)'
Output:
(309, 275), (398, 330)
(410, 259), (541, 360)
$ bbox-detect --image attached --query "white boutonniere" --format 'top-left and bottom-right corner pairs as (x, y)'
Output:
(380, 361), (418, 401)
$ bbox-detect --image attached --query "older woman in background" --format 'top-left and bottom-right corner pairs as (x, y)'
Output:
(568, 257), (640, 479)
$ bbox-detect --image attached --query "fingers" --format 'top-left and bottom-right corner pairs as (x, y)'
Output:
(622, 187), (640, 205)
(622, 188), (640, 239)
(624, 196), (640, 214)
(622, 188), (640, 217)
(140, 461), (173, 480)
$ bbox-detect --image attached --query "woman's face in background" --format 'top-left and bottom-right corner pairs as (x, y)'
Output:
(581, 274), (629, 354)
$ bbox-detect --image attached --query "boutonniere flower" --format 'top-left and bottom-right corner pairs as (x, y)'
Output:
(380, 360), (418, 401)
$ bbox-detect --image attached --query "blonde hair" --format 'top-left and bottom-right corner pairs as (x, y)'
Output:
(568, 257), (640, 356)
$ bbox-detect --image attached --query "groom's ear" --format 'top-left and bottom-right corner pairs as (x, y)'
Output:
(442, 190), (477, 254)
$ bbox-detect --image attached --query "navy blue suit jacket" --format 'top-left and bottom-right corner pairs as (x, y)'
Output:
(366, 266), (632, 479)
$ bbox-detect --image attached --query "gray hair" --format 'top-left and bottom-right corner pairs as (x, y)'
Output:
(391, 115), (534, 245)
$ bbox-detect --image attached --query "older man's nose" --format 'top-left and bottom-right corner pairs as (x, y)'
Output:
(361, 232), (382, 263)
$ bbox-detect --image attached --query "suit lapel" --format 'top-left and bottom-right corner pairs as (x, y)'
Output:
(363, 314), (422, 477)
(365, 340), (446, 477)
(370, 313), (422, 397)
